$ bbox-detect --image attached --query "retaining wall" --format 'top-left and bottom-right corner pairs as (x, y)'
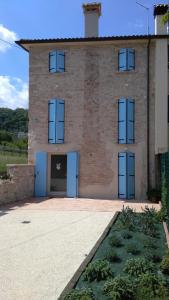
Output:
(0, 164), (34, 205)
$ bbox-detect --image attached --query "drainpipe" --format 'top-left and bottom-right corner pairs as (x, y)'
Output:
(147, 38), (151, 197)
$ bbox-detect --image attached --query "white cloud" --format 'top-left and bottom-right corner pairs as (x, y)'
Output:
(0, 76), (28, 109)
(0, 24), (18, 52)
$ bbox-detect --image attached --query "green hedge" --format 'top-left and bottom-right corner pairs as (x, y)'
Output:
(160, 153), (169, 228)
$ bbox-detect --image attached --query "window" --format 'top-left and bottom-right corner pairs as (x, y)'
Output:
(118, 48), (135, 71)
(118, 99), (135, 144)
(49, 50), (65, 73)
(48, 99), (65, 144)
(118, 152), (135, 199)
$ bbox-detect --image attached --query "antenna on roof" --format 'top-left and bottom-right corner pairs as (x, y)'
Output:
(136, 1), (150, 35)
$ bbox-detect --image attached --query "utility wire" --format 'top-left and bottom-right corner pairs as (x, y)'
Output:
(0, 38), (22, 50)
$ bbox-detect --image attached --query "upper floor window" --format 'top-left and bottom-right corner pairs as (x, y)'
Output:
(118, 48), (135, 71)
(118, 98), (135, 144)
(48, 99), (65, 144)
(49, 50), (65, 73)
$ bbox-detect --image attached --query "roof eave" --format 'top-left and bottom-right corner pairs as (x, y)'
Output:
(15, 35), (169, 52)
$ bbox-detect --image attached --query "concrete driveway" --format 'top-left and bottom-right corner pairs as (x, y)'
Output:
(0, 199), (115, 300)
(0, 198), (160, 300)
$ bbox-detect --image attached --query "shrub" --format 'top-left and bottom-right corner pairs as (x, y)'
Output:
(125, 242), (140, 255)
(141, 216), (159, 237)
(109, 235), (123, 247)
(146, 189), (160, 203)
(122, 230), (132, 239)
(123, 257), (154, 276)
(118, 206), (135, 230)
(135, 273), (169, 300)
(64, 288), (94, 300)
(160, 172), (168, 222)
(103, 275), (135, 300)
(141, 206), (159, 223)
(161, 252), (169, 275)
(106, 250), (121, 263)
(83, 260), (112, 282)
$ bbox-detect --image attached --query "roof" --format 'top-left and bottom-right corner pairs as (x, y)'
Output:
(154, 4), (169, 16)
(15, 35), (169, 52)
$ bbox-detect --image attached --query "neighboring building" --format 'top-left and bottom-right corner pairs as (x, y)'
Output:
(16, 3), (169, 200)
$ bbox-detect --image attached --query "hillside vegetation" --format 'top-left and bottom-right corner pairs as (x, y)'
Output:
(0, 108), (28, 132)
(0, 108), (28, 175)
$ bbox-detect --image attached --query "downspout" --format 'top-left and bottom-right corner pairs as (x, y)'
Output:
(147, 38), (151, 196)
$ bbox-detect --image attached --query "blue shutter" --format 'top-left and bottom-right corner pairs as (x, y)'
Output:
(48, 99), (65, 144)
(119, 48), (127, 71)
(67, 152), (79, 197)
(127, 99), (135, 144)
(118, 99), (127, 143)
(56, 50), (65, 72)
(56, 100), (65, 143)
(118, 152), (127, 199)
(35, 151), (47, 197)
(48, 100), (56, 144)
(127, 49), (135, 70)
(127, 152), (135, 199)
(118, 152), (135, 199)
(49, 51), (57, 73)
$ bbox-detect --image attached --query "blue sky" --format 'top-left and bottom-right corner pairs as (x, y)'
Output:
(0, 0), (168, 109)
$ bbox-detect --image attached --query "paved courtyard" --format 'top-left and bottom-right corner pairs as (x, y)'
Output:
(0, 198), (160, 300)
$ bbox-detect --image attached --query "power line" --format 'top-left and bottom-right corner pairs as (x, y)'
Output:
(0, 38), (22, 50)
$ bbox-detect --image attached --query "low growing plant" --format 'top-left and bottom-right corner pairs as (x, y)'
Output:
(109, 235), (123, 248)
(144, 250), (162, 263)
(161, 252), (169, 275)
(143, 238), (157, 250)
(122, 230), (132, 239)
(83, 259), (112, 282)
(123, 257), (154, 276)
(103, 275), (135, 300)
(125, 242), (140, 255)
(106, 250), (121, 263)
(64, 288), (94, 300)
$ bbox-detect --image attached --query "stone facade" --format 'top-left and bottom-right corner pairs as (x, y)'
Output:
(28, 40), (156, 200)
(0, 165), (34, 205)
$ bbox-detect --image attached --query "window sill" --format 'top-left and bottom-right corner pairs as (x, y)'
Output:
(114, 70), (137, 75)
(49, 71), (67, 75)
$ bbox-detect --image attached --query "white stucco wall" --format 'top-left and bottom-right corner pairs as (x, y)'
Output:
(155, 38), (168, 154)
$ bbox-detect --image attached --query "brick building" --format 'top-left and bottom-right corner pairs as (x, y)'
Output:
(16, 3), (169, 200)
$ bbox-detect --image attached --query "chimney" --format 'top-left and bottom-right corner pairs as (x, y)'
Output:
(154, 4), (169, 35)
(83, 3), (101, 37)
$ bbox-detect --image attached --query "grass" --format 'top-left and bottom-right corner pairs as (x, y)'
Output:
(0, 151), (27, 174)
(72, 212), (168, 300)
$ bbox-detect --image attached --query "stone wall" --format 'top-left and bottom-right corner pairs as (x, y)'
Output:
(0, 164), (34, 205)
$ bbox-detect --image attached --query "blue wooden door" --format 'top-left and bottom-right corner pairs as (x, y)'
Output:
(118, 152), (135, 199)
(67, 152), (79, 197)
(127, 152), (135, 199)
(35, 151), (47, 197)
(118, 152), (127, 199)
